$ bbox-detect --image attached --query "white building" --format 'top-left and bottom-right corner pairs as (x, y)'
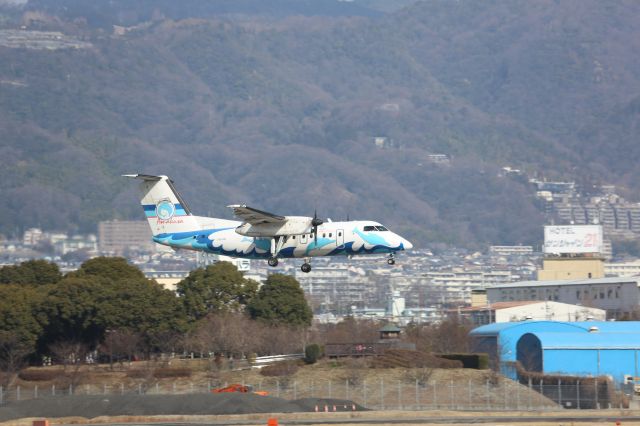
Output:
(605, 260), (640, 277)
(486, 276), (640, 318)
(98, 220), (155, 253)
(490, 245), (534, 256)
(22, 228), (43, 246)
(458, 300), (606, 326)
(295, 266), (369, 311)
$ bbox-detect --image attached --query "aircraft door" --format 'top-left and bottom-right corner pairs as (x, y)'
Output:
(337, 229), (345, 249)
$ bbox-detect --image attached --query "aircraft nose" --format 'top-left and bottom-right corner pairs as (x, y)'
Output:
(401, 238), (413, 250)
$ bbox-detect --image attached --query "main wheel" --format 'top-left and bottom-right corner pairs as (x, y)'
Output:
(301, 263), (312, 273)
(387, 258), (396, 265)
(268, 257), (279, 267)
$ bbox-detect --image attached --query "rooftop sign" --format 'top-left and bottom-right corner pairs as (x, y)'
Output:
(544, 225), (603, 255)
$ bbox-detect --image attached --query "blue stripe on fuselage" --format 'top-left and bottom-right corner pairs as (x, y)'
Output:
(152, 228), (405, 259)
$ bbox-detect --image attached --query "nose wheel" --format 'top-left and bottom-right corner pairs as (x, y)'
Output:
(301, 258), (312, 273)
(387, 254), (395, 265)
(268, 257), (279, 267)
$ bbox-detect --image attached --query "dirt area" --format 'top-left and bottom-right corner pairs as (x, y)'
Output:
(0, 360), (560, 421)
(10, 359), (558, 406)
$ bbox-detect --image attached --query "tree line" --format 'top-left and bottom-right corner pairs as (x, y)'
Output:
(0, 257), (312, 381)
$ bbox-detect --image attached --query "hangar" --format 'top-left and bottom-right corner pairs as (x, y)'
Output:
(470, 320), (640, 384)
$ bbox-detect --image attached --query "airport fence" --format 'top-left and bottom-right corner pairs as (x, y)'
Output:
(0, 378), (634, 410)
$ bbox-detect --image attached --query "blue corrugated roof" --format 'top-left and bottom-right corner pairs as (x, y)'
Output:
(469, 322), (517, 335)
(576, 321), (640, 333)
(530, 331), (640, 349)
(470, 320), (640, 381)
(470, 320), (590, 336)
(470, 320), (640, 336)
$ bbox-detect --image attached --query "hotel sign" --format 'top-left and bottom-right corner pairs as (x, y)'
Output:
(544, 225), (603, 255)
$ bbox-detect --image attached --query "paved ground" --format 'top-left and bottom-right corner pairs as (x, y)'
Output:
(3, 411), (639, 426)
(0, 394), (365, 422)
(0, 393), (638, 426)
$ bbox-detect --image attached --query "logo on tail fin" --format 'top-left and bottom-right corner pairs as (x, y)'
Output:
(156, 199), (175, 220)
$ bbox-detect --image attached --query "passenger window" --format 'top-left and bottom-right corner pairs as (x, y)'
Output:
(322, 233), (326, 238)
(292, 236), (295, 239)
(338, 232), (342, 236)
(329, 233), (332, 237)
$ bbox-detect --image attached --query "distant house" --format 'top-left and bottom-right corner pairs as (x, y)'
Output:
(379, 323), (402, 340)
(325, 323), (414, 357)
(426, 154), (450, 165)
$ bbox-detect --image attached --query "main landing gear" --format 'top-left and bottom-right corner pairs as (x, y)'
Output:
(300, 257), (312, 273)
(268, 236), (288, 268)
(387, 253), (396, 265)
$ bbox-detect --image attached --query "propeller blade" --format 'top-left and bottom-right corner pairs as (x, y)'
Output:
(311, 209), (323, 244)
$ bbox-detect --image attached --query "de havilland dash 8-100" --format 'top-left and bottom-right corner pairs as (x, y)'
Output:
(125, 174), (413, 273)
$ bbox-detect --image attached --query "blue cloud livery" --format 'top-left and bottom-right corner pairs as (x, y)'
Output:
(125, 174), (412, 272)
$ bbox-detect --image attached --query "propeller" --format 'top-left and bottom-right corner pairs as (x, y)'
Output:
(311, 209), (323, 244)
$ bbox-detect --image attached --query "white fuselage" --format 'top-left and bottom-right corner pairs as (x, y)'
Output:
(152, 219), (412, 259)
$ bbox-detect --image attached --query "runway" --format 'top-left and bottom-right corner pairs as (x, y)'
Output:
(60, 410), (640, 426)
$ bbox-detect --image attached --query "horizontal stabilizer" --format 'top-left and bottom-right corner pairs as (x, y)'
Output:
(122, 174), (165, 181)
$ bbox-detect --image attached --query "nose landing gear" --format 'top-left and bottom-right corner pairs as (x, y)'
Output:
(301, 257), (312, 273)
(268, 257), (279, 267)
(387, 253), (396, 265)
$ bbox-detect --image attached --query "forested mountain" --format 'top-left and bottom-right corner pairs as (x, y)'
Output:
(0, 0), (638, 247)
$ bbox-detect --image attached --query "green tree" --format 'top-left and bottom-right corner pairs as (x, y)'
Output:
(40, 276), (108, 349)
(248, 274), (312, 327)
(0, 285), (45, 357)
(98, 278), (186, 352)
(68, 256), (146, 281)
(304, 343), (321, 364)
(0, 260), (62, 286)
(39, 258), (186, 353)
(176, 262), (258, 322)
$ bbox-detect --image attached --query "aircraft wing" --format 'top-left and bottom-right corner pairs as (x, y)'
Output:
(227, 204), (286, 225)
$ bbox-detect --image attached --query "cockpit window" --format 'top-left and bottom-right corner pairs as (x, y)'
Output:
(375, 226), (389, 231)
(363, 225), (376, 231)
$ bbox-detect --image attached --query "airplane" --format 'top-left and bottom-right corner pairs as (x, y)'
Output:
(124, 174), (413, 273)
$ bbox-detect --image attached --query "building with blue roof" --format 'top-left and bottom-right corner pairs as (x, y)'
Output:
(470, 320), (640, 385)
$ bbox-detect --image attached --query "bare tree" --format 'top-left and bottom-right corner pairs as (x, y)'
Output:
(0, 331), (30, 387)
(319, 317), (380, 344)
(402, 318), (473, 353)
(342, 357), (369, 386)
(48, 340), (88, 388)
(100, 329), (141, 369)
(403, 367), (434, 387)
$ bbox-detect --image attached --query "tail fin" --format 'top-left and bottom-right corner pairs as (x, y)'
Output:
(123, 174), (201, 236)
